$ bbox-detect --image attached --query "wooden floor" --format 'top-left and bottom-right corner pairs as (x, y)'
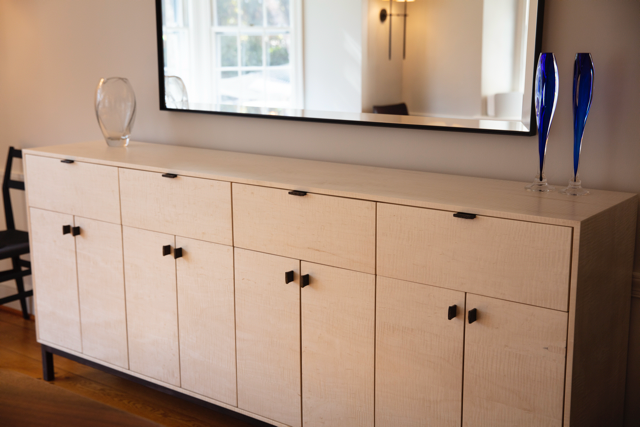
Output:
(0, 308), (255, 427)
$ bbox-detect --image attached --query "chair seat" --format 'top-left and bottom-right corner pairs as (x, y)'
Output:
(0, 229), (29, 259)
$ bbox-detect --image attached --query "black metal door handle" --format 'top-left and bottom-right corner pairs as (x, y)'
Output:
(468, 308), (478, 324)
(71, 226), (80, 236)
(60, 159), (74, 164)
(453, 212), (477, 220)
(62, 225), (71, 235)
(162, 173), (178, 179)
(301, 274), (310, 288)
(288, 190), (307, 196)
(174, 248), (183, 259)
(448, 305), (457, 320)
(162, 245), (172, 256)
(285, 270), (294, 284)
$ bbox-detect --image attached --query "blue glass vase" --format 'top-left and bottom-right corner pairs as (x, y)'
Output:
(526, 53), (559, 192)
(561, 53), (594, 196)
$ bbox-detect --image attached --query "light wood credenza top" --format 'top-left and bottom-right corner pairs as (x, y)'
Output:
(24, 140), (636, 227)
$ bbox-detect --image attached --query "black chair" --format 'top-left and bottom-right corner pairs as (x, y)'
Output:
(372, 102), (409, 115)
(0, 147), (32, 319)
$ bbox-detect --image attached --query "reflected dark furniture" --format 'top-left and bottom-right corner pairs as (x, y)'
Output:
(372, 103), (409, 116)
(0, 147), (32, 319)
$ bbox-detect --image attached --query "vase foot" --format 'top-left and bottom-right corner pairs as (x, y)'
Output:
(525, 178), (554, 192)
(560, 179), (589, 196)
(105, 137), (130, 147)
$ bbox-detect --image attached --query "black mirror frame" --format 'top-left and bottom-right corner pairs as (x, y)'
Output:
(155, 0), (545, 137)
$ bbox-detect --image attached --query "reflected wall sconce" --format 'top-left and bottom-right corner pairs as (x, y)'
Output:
(380, 0), (414, 60)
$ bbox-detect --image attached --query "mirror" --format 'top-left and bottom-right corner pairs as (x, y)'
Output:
(156, 0), (544, 135)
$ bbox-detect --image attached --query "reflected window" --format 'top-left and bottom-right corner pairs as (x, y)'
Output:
(162, 0), (300, 110)
(214, 0), (295, 108)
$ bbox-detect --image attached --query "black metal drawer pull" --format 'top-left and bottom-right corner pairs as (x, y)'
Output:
(174, 248), (183, 259)
(162, 245), (172, 256)
(60, 159), (74, 164)
(453, 212), (477, 220)
(62, 225), (71, 235)
(285, 270), (294, 284)
(468, 308), (478, 324)
(288, 190), (307, 197)
(71, 226), (80, 237)
(162, 173), (178, 179)
(301, 274), (310, 288)
(448, 305), (457, 320)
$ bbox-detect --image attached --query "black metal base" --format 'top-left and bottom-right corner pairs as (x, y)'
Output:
(40, 344), (275, 427)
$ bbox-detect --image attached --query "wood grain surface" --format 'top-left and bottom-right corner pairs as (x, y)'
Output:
(233, 183), (376, 274)
(0, 368), (162, 427)
(463, 294), (567, 427)
(123, 226), (180, 387)
(24, 141), (637, 226)
(29, 208), (82, 353)
(565, 196), (638, 426)
(119, 168), (232, 245)
(25, 154), (121, 224)
(75, 217), (128, 369)
(0, 310), (257, 427)
(235, 248), (302, 427)
(301, 262), (375, 427)
(375, 276), (465, 427)
(377, 203), (573, 311)
(176, 237), (237, 406)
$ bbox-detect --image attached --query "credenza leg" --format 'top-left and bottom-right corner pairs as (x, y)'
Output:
(41, 346), (54, 381)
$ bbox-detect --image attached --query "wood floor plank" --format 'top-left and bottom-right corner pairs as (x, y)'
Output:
(0, 312), (254, 427)
(0, 369), (162, 427)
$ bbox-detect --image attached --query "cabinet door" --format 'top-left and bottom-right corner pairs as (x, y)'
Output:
(177, 237), (236, 405)
(376, 277), (465, 427)
(76, 217), (128, 369)
(301, 262), (375, 427)
(123, 226), (180, 386)
(235, 248), (301, 427)
(463, 294), (567, 427)
(30, 208), (82, 352)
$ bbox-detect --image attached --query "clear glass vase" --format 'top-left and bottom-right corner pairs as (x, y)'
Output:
(95, 77), (136, 147)
(526, 53), (559, 192)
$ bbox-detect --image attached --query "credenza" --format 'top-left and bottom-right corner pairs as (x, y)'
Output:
(23, 141), (637, 427)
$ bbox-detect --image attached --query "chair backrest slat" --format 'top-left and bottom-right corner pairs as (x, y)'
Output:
(3, 147), (24, 231)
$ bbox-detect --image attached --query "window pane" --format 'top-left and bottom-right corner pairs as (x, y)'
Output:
(219, 35), (238, 67)
(241, 35), (263, 67)
(241, 71), (265, 106)
(216, 0), (238, 26)
(267, 69), (291, 107)
(220, 71), (240, 104)
(241, 0), (263, 27)
(267, 34), (289, 66)
(163, 0), (187, 27)
(266, 0), (289, 27)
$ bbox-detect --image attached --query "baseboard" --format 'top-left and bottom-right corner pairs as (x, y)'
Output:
(633, 272), (640, 299)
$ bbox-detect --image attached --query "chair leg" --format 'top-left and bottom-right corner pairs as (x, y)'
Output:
(12, 256), (29, 320)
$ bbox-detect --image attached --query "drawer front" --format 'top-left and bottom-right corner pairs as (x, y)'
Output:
(377, 203), (572, 311)
(119, 168), (232, 245)
(233, 184), (376, 274)
(25, 155), (120, 224)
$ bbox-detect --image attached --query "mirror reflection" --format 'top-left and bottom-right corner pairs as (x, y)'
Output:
(159, 0), (541, 133)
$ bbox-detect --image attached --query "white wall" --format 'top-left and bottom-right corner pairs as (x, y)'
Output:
(402, 0), (484, 118)
(361, 0), (404, 113)
(1, 0), (639, 422)
(303, 0), (362, 113)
